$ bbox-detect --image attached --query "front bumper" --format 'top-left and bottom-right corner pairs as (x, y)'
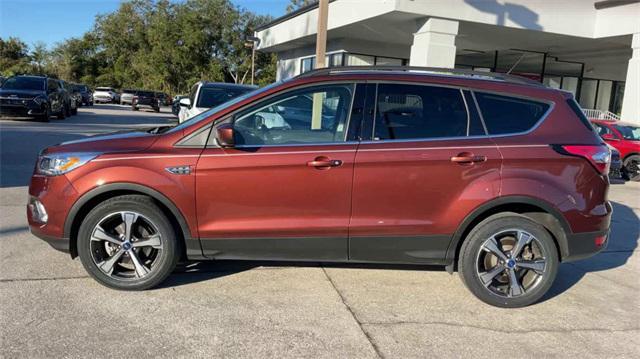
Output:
(27, 174), (79, 255)
(0, 101), (46, 117)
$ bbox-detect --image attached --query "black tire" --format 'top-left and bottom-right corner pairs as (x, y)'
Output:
(623, 155), (640, 182)
(458, 213), (559, 308)
(77, 195), (179, 290)
(154, 107), (160, 113)
(132, 106), (139, 111)
(36, 105), (51, 122)
(56, 106), (66, 120)
(71, 106), (78, 115)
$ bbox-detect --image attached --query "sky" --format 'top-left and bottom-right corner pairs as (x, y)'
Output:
(0, 0), (288, 48)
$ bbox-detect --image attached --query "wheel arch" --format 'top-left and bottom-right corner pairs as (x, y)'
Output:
(623, 152), (640, 162)
(446, 196), (572, 270)
(64, 183), (200, 259)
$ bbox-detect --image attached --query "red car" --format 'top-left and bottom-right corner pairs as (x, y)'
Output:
(28, 67), (611, 308)
(590, 119), (640, 181)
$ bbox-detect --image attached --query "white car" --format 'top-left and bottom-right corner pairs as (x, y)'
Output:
(93, 87), (119, 104)
(178, 82), (257, 123)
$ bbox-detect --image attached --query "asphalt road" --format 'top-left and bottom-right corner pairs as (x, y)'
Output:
(1, 105), (639, 358)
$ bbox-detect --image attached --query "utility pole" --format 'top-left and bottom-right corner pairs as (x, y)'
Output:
(315, 0), (329, 68)
(312, 0), (329, 130)
(245, 36), (261, 85)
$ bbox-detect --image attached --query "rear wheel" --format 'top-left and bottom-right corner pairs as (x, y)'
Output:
(56, 106), (66, 120)
(36, 105), (51, 122)
(458, 213), (559, 308)
(623, 155), (640, 182)
(77, 195), (179, 290)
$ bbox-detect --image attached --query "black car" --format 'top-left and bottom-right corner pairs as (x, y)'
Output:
(155, 92), (171, 106)
(74, 84), (93, 106)
(0, 75), (66, 121)
(132, 90), (160, 112)
(60, 80), (77, 116)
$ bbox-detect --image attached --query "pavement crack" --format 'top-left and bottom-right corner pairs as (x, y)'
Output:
(0, 275), (89, 283)
(321, 267), (384, 359)
(361, 321), (640, 334)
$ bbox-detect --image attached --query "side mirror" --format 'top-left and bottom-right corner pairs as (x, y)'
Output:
(216, 123), (235, 148)
(179, 98), (191, 107)
(602, 133), (618, 141)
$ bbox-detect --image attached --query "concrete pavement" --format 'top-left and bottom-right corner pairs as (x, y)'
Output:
(1, 105), (638, 358)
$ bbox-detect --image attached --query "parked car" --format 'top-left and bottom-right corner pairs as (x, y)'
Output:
(27, 67), (611, 308)
(60, 80), (77, 116)
(74, 84), (93, 106)
(172, 95), (187, 116)
(591, 119), (640, 181)
(155, 92), (171, 106)
(93, 87), (119, 104)
(69, 83), (83, 110)
(131, 90), (160, 112)
(606, 143), (622, 178)
(0, 75), (66, 121)
(178, 82), (257, 123)
(120, 89), (137, 105)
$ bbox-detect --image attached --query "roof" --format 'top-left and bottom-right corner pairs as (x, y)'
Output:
(255, 0), (336, 32)
(200, 82), (258, 90)
(295, 66), (546, 87)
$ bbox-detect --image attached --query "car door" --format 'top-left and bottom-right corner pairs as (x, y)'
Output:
(349, 83), (502, 264)
(195, 82), (364, 260)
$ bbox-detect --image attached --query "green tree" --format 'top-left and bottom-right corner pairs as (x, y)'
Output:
(0, 37), (32, 76)
(286, 0), (317, 13)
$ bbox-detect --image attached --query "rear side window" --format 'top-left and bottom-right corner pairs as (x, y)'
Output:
(373, 84), (469, 140)
(475, 92), (550, 135)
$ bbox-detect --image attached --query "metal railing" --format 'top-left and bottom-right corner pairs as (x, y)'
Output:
(582, 108), (621, 121)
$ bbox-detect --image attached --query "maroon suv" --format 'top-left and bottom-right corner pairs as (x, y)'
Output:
(27, 67), (611, 307)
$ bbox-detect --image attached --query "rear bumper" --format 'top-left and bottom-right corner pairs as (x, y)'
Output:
(563, 229), (609, 262)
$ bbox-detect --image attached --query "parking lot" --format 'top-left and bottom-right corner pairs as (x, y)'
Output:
(1, 105), (638, 358)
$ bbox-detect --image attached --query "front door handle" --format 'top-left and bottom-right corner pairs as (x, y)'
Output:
(451, 152), (487, 165)
(307, 156), (342, 169)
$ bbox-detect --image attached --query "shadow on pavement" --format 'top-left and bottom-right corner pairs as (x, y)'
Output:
(543, 200), (639, 301)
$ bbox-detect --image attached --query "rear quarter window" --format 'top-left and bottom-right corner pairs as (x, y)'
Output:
(475, 92), (550, 135)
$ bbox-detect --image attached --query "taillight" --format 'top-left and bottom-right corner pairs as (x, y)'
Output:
(553, 144), (611, 175)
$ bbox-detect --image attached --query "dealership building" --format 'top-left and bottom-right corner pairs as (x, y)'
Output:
(255, 0), (640, 123)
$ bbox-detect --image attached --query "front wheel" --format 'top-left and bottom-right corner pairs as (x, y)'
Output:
(77, 195), (179, 290)
(458, 213), (559, 308)
(623, 155), (640, 182)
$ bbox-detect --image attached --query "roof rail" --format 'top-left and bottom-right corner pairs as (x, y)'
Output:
(294, 65), (544, 86)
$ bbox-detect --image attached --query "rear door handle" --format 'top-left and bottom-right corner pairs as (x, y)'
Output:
(307, 156), (342, 169)
(451, 152), (487, 164)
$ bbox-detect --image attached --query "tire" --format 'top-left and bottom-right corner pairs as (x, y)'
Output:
(154, 107), (160, 113)
(71, 106), (78, 115)
(56, 107), (66, 120)
(77, 195), (179, 290)
(623, 155), (640, 182)
(36, 105), (51, 122)
(458, 213), (559, 308)
(132, 106), (139, 111)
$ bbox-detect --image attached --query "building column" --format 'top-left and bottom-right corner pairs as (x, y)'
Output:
(621, 33), (640, 124)
(409, 18), (459, 68)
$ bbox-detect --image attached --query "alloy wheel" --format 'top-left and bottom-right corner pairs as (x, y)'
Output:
(475, 229), (548, 298)
(89, 211), (163, 280)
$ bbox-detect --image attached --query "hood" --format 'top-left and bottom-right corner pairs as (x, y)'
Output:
(43, 129), (161, 155)
(0, 89), (45, 98)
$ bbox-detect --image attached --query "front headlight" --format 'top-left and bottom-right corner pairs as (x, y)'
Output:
(33, 95), (47, 106)
(36, 153), (99, 176)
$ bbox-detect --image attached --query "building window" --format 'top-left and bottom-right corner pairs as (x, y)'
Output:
(345, 54), (375, 66)
(301, 57), (315, 73)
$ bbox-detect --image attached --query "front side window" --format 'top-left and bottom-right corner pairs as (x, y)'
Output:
(614, 124), (640, 141)
(373, 84), (470, 140)
(233, 84), (354, 146)
(475, 93), (550, 135)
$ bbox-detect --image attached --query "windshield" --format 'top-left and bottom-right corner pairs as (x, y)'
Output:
(95, 87), (112, 91)
(168, 82), (280, 133)
(614, 124), (640, 141)
(197, 87), (251, 108)
(2, 77), (45, 91)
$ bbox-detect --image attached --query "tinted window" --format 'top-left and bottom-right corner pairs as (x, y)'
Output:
(197, 87), (249, 108)
(614, 124), (640, 141)
(2, 77), (45, 91)
(234, 84), (354, 146)
(47, 79), (59, 91)
(592, 123), (613, 137)
(475, 93), (550, 135)
(373, 84), (469, 140)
